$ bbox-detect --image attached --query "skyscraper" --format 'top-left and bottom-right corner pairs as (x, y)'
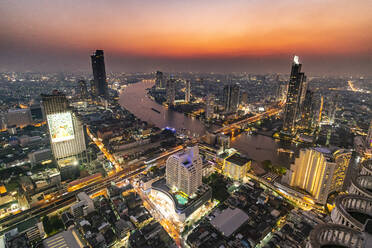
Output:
(41, 91), (87, 175)
(205, 94), (214, 120)
(91, 50), (108, 98)
(223, 84), (240, 113)
(78, 79), (88, 99)
(282, 148), (348, 204)
(166, 77), (176, 106)
(300, 89), (314, 131)
(282, 56), (306, 135)
(155, 71), (164, 88)
(185, 80), (191, 103)
(166, 146), (202, 195)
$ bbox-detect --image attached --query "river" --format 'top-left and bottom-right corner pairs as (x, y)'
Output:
(119, 81), (298, 167)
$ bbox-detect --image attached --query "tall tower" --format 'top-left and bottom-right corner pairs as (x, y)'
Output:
(41, 91), (87, 177)
(166, 77), (176, 106)
(185, 80), (191, 103)
(205, 94), (214, 120)
(282, 148), (341, 204)
(300, 89), (314, 131)
(282, 56), (306, 136)
(223, 84), (240, 113)
(78, 79), (88, 99)
(155, 71), (164, 88)
(91, 50), (108, 98)
(166, 146), (202, 195)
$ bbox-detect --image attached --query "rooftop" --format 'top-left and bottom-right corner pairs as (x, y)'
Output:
(210, 207), (249, 237)
(225, 153), (251, 166)
(43, 230), (84, 248)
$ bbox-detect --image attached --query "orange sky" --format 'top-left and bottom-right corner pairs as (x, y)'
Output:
(1, 0), (372, 73)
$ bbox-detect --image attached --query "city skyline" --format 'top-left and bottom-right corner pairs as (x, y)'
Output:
(1, 0), (372, 75)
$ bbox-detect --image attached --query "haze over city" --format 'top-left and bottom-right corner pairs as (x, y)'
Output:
(0, 1), (372, 248)
(1, 0), (372, 74)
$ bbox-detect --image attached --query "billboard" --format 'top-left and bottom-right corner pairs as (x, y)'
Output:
(47, 112), (75, 143)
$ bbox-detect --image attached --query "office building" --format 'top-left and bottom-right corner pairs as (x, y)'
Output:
(282, 148), (348, 204)
(30, 104), (43, 121)
(70, 192), (94, 218)
(185, 80), (191, 103)
(28, 149), (52, 165)
(6, 109), (32, 127)
(223, 84), (240, 113)
(43, 230), (84, 248)
(241, 91), (248, 104)
(41, 91), (87, 171)
(78, 79), (88, 99)
(155, 71), (164, 88)
(166, 77), (176, 106)
(282, 56), (306, 136)
(91, 50), (108, 98)
(205, 94), (214, 119)
(166, 146), (202, 195)
(300, 89), (314, 131)
(223, 153), (251, 181)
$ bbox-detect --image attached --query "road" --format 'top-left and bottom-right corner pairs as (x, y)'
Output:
(214, 107), (282, 134)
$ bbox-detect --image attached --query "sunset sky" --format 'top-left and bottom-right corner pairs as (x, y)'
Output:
(1, 0), (371, 75)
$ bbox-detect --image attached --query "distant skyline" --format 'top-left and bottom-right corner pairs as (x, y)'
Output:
(1, 0), (371, 75)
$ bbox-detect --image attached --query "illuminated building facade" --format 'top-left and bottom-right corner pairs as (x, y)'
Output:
(282, 56), (306, 136)
(155, 70), (164, 88)
(166, 77), (176, 106)
(41, 92), (87, 172)
(283, 148), (346, 204)
(223, 153), (251, 181)
(223, 84), (240, 113)
(91, 50), (108, 98)
(166, 146), (202, 195)
(185, 80), (191, 103)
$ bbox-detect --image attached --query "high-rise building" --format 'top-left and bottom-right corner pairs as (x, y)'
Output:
(282, 56), (306, 136)
(300, 89), (314, 131)
(282, 148), (348, 204)
(6, 109), (32, 127)
(223, 84), (240, 113)
(155, 71), (164, 88)
(366, 120), (372, 148)
(41, 91), (87, 172)
(30, 104), (43, 121)
(91, 50), (108, 98)
(205, 94), (214, 119)
(241, 91), (248, 105)
(166, 146), (202, 195)
(166, 77), (176, 106)
(185, 80), (191, 103)
(78, 79), (88, 99)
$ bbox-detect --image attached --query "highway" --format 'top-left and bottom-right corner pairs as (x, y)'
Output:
(214, 107), (282, 134)
(0, 164), (146, 235)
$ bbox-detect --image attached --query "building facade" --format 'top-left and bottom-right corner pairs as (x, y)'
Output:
(166, 77), (176, 106)
(155, 71), (164, 88)
(205, 94), (214, 120)
(91, 50), (108, 98)
(223, 153), (251, 181)
(41, 92), (87, 171)
(166, 146), (202, 195)
(223, 84), (240, 113)
(185, 80), (191, 103)
(282, 148), (345, 204)
(282, 56), (306, 136)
